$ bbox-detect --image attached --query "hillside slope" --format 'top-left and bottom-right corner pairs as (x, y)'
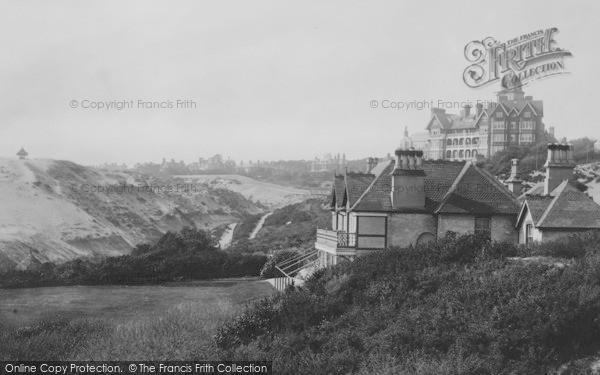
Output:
(0, 158), (263, 271)
(177, 174), (313, 209)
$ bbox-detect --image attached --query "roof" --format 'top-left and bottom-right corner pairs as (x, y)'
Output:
(330, 173), (374, 210)
(427, 111), (479, 131)
(340, 159), (519, 215)
(517, 180), (600, 229)
(17, 147), (28, 156)
(434, 163), (520, 214)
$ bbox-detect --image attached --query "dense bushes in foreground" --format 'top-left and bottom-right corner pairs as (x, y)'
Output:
(0, 228), (267, 288)
(215, 232), (600, 374)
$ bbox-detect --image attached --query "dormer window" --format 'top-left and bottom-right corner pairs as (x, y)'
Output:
(495, 112), (503, 118)
(524, 111), (531, 118)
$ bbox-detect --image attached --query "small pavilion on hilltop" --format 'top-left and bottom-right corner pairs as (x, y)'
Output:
(17, 147), (28, 160)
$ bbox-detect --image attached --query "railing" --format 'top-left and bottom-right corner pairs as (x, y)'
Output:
(316, 229), (356, 248)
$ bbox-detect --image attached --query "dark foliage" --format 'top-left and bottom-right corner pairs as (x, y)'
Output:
(215, 231), (600, 374)
(0, 228), (267, 289)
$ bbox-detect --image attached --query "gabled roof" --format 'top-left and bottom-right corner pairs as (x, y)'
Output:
(341, 160), (518, 215)
(331, 175), (345, 209)
(426, 112), (453, 130)
(330, 173), (374, 210)
(344, 173), (375, 208)
(17, 147), (28, 156)
(517, 180), (600, 229)
(434, 163), (520, 215)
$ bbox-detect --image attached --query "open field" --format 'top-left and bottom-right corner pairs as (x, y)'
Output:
(0, 278), (274, 329)
(0, 279), (275, 360)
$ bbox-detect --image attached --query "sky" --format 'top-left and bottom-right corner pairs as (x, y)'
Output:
(0, 0), (598, 166)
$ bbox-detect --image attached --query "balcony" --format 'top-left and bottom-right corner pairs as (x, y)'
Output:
(316, 229), (357, 256)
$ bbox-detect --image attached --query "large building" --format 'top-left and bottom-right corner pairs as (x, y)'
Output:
(425, 82), (556, 161)
(315, 146), (520, 266)
(313, 143), (600, 267)
(310, 153), (346, 173)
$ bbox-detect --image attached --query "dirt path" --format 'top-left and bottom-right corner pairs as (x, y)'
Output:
(249, 212), (272, 239)
(218, 222), (238, 249)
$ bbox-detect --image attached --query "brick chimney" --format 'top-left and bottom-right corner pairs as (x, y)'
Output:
(476, 103), (483, 117)
(544, 143), (575, 195)
(463, 104), (471, 117)
(366, 157), (375, 173)
(549, 126), (555, 136)
(390, 147), (426, 210)
(506, 158), (523, 196)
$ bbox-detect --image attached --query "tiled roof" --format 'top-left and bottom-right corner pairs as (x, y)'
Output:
(537, 181), (600, 229)
(518, 180), (600, 229)
(346, 160), (518, 214)
(344, 173), (375, 208)
(435, 163), (520, 214)
(522, 195), (554, 223)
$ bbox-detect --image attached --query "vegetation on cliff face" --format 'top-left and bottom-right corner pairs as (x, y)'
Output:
(227, 198), (329, 255)
(0, 228), (266, 289)
(215, 231), (600, 375)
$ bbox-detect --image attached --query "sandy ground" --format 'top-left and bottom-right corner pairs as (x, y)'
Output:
(177, 174), (313, 209)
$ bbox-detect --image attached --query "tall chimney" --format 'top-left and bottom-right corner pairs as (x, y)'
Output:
(549, 126), (555, 136)
(390, 148), (426, 210)
(366, 157), (375, 173)
(544, 143), (575, 195)
(464, 104), (471, 117)
(476, 103), (483, 117)
(506, 158), (523, 196)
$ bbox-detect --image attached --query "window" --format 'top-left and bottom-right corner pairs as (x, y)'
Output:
(495, 112), (503, 118)
(446, 139), (452, 146)
(493, 121), (506, 130)
(510, 134), (517, 142)
(475, 217), (491, 237)
(519, 133), (534, 143)
(520, 121), (535, 130)
(492, 134), (507, 142)
(524, 111), (531, 118)
(459, 150), (464, 158)
(511, 122), (517, 130)
(525, 224), (533, 244)
(446, 150), (452, 158)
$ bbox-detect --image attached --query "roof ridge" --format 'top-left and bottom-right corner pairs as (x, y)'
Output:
(537, 180), (568, 227)
(350, 160), (392, 211)
(473, 163), (520, 204)
(434, 162), (471, 213)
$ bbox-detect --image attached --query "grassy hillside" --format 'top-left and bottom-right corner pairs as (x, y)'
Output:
(227, 198), (330, 254)
(215, 231), (600, 374)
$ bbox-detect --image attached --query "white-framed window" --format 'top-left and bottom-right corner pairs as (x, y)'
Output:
(511, 121), (517, 129)
(492, 134), (507, 142)
(520, 121), (535, 130)
(524, 111), (531, 118)
(493, 121), (506, 130)
(495, 112), (503, 118)
(519, 133), (534, 143)
(510, 134), (517, 142)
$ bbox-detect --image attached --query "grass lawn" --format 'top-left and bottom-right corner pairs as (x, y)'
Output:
(0, 278), (275, 360)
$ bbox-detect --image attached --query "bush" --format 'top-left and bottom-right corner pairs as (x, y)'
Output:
(215, 232), (600, 374)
